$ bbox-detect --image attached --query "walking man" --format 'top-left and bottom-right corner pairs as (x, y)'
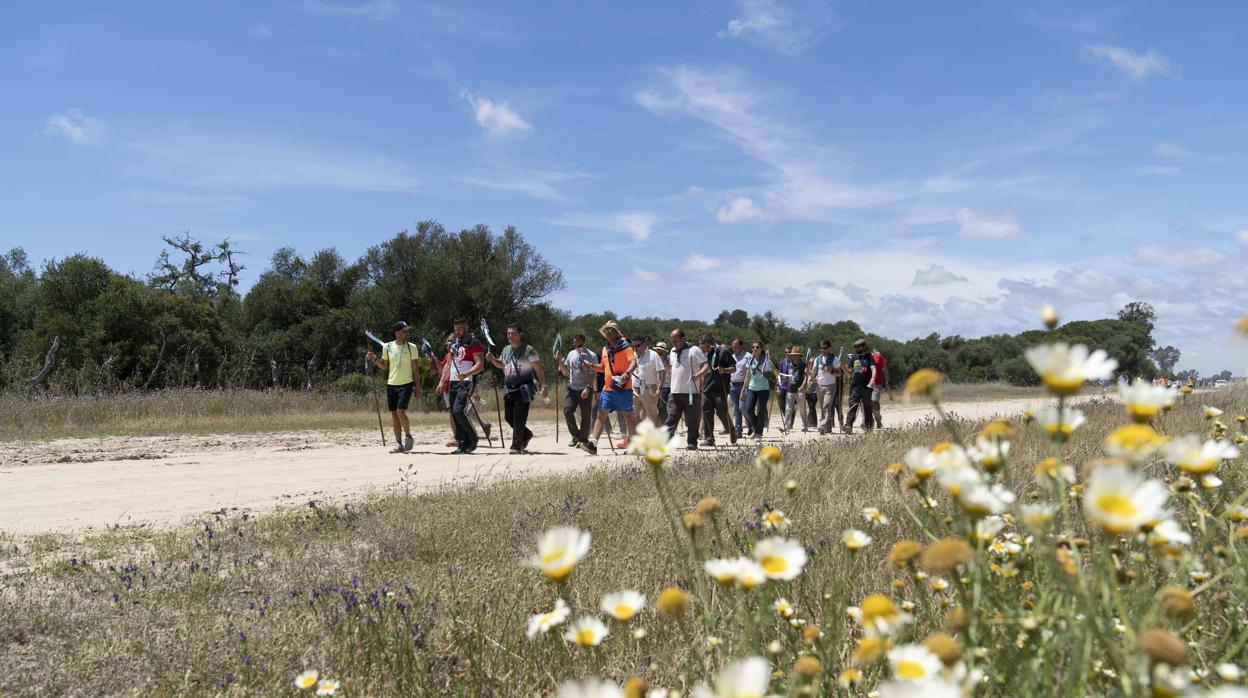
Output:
(782, 346), (810, 432)
(557, 333), (596, 448)
(843, 338), (877, 434)
(583, 321), (637, 454)
(654, 341), (671, 424)
(484, 323), (547, 454)
(869, 343), (891, 430)
(366, 320), (423, 453)
(729, 337), (748, 441)
(699, 334), (737, 446)
(447, 318), (486, 453)
(665, 329), (708, 449)
(632, 335), (664, 427)
(812, 341), (839, 434)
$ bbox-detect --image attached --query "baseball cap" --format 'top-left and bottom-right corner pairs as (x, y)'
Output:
(393, 321), (413, 334)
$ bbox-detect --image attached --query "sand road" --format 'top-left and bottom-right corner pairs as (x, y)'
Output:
(0, 396), (1078, 534)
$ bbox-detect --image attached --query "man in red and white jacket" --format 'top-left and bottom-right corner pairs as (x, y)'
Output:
(869, 343), (890, 429)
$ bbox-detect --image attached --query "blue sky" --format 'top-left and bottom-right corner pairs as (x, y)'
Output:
(3, 1), (1247, 374)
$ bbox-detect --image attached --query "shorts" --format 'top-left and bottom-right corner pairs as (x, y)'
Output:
(599, 389), (634, 413)
(387, 382), (415, 411)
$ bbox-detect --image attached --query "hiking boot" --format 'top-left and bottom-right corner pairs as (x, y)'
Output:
(403, 434), (414, 452)
(687, 443), (698, 451)
(841, 426), (852, 435)
(509, 447), (522, 455)
(578, 441), (598, 455)
(450, 446), (467, 454)
(463, 444), (478, 454)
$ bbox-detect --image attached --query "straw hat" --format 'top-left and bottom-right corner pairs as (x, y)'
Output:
(653, 341), (670, 354)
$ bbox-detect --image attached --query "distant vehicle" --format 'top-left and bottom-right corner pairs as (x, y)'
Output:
(1215, 380), (1229, 389)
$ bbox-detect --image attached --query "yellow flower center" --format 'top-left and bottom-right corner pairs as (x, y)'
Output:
(542, 549), (565, 564)
(543, 563), (574, 581)
(1179, 458), (1216, 474)
(738, 574), (761, 589)
(1128, 404), (1160, 420)
(613, 605), (635, 621)
(1095, 494), (1138, 518)
(861, 594), (897, 622)
(646, 448), (665, 466)
(761, 555), (788, 574)
(1042, 374), (1085, 395)
(575, 628), (597, 645)
(896, 660), (928, 680)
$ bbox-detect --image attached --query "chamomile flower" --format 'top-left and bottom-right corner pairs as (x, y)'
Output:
(627, 419), (682, 467)
(857, 593), (913, 637)
(1204, 405), (1224, 419)
(690, 656), (771, 698)
(1020, 503), (1056, 529)
(735, 560), (768, 590)
(752, 537), (808, 581)
(295, 671), (319, 690)
(936, 463), (984, 498)
(1148, 519), (1192, 554)
(1084, 463), (1169, 535)
(1034, 407), (1087, 439)
(600, 591), (645, 622)
(1024, 343), (1118, 396)
(877, 678), (963, 698)
(564, 617), (609, 647)
(528, 527), (592, 582)
(1161, 435), (1239, 475)
(704, 558), (743, 586)
(1119, 380), (1176, 421)
(969, 436), (1010, 471)
(1103, 423), (1164, 461)
(957, 484), (1014, 518)
(762, 509), (791, 531)
(973, 516), (1005, 541)
(887, 644), (944, 683)
(774, 598), (795, 618)
(315, 679), (340, 696)
(1034, 457), (1076, 484)
(904, 447), (937, 478)
(552, 679), (625, 698)
(931, 442), (973, 471)
(527, 598), (571, 638)
(862, 507), (890, 526)
(838, 668), (864, 688)
(842, 529), (873, 551)
(756, 446), (783, 472)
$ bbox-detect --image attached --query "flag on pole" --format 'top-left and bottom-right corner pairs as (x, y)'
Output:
(420, 338), (433, 357)
(479, 319), (495, 347)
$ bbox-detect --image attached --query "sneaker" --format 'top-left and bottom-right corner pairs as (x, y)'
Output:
(578, 441), (598, 455)
(687, 443), (698, 451)
(841, 426), (852, 435)
(403, 434), (414, 452)
(509, 447), (522, 455)
(463, 444), (478, 454)
(390, 445), (406, 453)
(569, 439), (581, 448)
(450, 447), (467, 454)
(729, 430), (738, 445)
(705, 439), (716, 447)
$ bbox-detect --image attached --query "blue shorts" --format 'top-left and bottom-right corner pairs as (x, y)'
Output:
(599, 389), (634, 413)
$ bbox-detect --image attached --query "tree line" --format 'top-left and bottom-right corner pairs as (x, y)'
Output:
(0, 222), (1185, 398)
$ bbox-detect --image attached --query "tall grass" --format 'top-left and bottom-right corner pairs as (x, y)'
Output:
(3, 385), (1244, 696)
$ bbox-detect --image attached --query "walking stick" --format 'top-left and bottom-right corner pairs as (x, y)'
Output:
(365, 348), (386, 446)
(480, 319), (506, 445)
(552, 333), (563, 444)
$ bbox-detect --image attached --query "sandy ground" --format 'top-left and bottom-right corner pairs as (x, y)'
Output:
(0, 395), (1082, 534)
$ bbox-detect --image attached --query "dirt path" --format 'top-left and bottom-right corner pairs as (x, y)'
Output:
(0, 396), (1076, 534)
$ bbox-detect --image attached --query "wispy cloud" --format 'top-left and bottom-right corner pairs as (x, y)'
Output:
(716, 196), (767, 223)
(1134, 244), (1227, 268)
(718, 0), (842, 54)
(460, 90), (532, 138)
(683, 253), (724, 272)
(954, 207), (1025, 239)
(632, 266), (661, 284)
(1088, 44), (1170, 81)
(912, 264), (969, 286)
(302, 0), (395, 19)
(548, 211), (657, 242)
(1153, 141), (1191, 159)
(458, 166), (589, 201)
(45, 108), (105, 145)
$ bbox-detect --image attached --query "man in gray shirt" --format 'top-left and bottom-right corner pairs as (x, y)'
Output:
(557, 333), (597, 448)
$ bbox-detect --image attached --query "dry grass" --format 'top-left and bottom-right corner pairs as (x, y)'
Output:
(3, 387), (1243, 696)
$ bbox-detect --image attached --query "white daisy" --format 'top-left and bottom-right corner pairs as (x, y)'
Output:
(1033, 407), (1087, 439)
(627, 419), (682, 467)
(600, 590), (645, 622)
(690, 656), (771, 698)
(973, 515), (1006, 541)
(1024, 343), (1118, 396)
(877, 678), (962, 698)
(735, 559), (768, 589)
(294, 670), (319, 690)
(958, 483), (1015, 518)
(1161, 435), (1239, 475)
(704, 557), (743, 586)
(552, 679), (625, 698)
(761, 509), (791, 531)
(1119, 379), (1176, 421)
(528, 527), (592, 582)
(969, 435), (1010, 470)
(563, 616), (609, 647)
(842, 529), (873, 551)
(904, 446), (937, 478)
(862, 507), (890, 526)
(1084, 463), (1170, 535)
(315, 679), (340, 696)
(752, 537), (808, 580)
(527, 598), (571, 638)
(887, 644), (944, 683)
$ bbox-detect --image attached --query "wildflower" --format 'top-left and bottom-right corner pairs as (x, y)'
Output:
(735, 560), (767, 589)
(802, 624), (823, 643)
(655, 587), (689, 617)
(1041, 304), (1059, 329)
(704, 558), (743, 586)
(626, 419), (682, 467)
(622, 676), (647, 698)
(936, 462), (983, 497)
(858, 593), (913, 636)
(842, 529), (873, 551)
(1156, 585), (1195, 621)
(632, 627), (646, 639)
(1104, 423), (1163, 461)
(1139, 628), (1190, 666)
(682, 512), (703, 531)
(1021, 503), (1055, 529)
(970, 436), (1010, 472)
(553, 679), (625, 698)
(527, 598), (571, 638)
(1204, 405), (1224, 419)
(695, 497), (723, 516)
(1161, 435), (1239, 475)
(906, 368), (946, 399)
(784, 478), (798, 494)
(889, 540), (923, 567)
(1084, 463), (1169, 535)
(888, 644), (943, 683)
(1034, 407), (1087, 439)
(793, 655), (822, 680)
(564, 617), (609, 647)
(1223, 505), (1248, 521)
(1151, 663), (1190, 698)
(1202, 475), (1223, 489)
(1035, 457), (1076, 484)
(774, 598), (795, 618)
(601, 591), (645, 622)
(752, 537), (808, 580)
(1024, 343), (1118, 396)
(1148, 519), (1192, 553)
(295, 670), (319, 690)
(853, 635), (892, 663)
(930, 577), (950, 592)
(1215, 664), (1243, 683)
(756, 446), (783, 472)
(980, 418), (1014, 439)
(904, 447), (938, 478)
(529, 527), (592, 582)
(973, 516), (1005, 541)
(1120, 380), (1176, 421)
(862, 507), (890, 526)
(837, 668), (864, 688)
(957, 484), (1015, 518)
(762, 509), (790, 531)
(920, 538), (974, 574)
(690, 656), (770, 698)
(923, 632), (962, 666)
(315, 679), (340, 696)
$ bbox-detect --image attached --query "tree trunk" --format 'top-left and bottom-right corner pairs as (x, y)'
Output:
(142, 331), (167, 390)
(29, 336), (60, 389)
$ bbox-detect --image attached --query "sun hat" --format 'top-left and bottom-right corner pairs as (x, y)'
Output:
(787, 347), (803, 356)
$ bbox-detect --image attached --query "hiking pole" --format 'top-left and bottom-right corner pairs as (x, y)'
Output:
(601, 410), (619, 455)
(480, 319), (506, 446)
(426, 337), (493, 448)
(364, 346), (386, 447)
(552, 332), (563, 444)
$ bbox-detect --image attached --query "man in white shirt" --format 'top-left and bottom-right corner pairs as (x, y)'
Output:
(812, 340), (840, 435)
(664, 328), (708, 449)
(729, 337), (748, 440)
(631, 335), (664, 427)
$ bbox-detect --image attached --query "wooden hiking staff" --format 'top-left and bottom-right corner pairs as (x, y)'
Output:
(364, 346), (386, 446)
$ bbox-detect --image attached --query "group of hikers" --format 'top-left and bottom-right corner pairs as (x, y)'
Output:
(366, 319), (891, 455)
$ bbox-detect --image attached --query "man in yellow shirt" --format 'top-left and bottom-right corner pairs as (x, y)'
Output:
(366, 321), (423, 452)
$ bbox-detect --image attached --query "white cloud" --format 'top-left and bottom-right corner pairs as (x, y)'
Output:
(716, 196), (767, 223)
(632, 266), (661, 284)
(1088, 44), (1170, 81)
(1236, 230), (1248, 246)
(912, 264), (969, 287)
(1134, 244), (1228, 268)
(1153, 141), (1191, 159)
(44, 108), (105, 145)
(954, 207), (1025, 239)
(718, 0), (842, 54)
(683, 253), (724, 272)
(458, 166), (588, 201)
(302, 0), (395, 19)
(549, 211), (657, 242)
(460, 90), (532, 138)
